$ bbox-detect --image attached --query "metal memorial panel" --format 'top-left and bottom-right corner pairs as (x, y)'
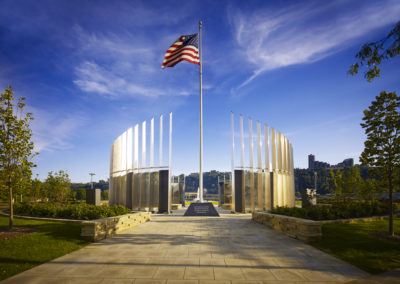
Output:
(140, 172), (150, 210)
(110, 113), (172, 212)
(224, 182), (232, 205)
(271, 128), (277, 171)
(126, 172), (133, 209)
(120, 174), (127, 206)
(150, 118), (154, 167)
(230, 112), (235, 212)
(133, 173), (140, 210)
(149, 171), (159, 210)
(263, 170), (271, 211)
(171, 183), (180, 204)
(243, 170), (248, 211)
(256, 170), (263, 210)
(240, 115), (245, 168)
(134, 124), (139, 169)
(230, 113), (295, 212)
(250, 170), (255, 212)
(277, 131), (282, 171)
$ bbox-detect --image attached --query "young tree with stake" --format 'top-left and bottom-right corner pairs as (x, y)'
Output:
(360, 91), (400, 236)
(0, 86), (37, 229)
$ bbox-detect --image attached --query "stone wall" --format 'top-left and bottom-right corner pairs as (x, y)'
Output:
(252, 212), (397, 242)
(252, 212), (322, 242)
(81, 212), (151, 242)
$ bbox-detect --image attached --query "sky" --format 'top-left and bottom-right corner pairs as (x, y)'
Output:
(1, 0), (399, 182)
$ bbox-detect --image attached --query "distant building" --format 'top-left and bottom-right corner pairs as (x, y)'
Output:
(308, 154), (354, 169)
(334, 158), (354, 169)
(343, 158), (354, 167)
(308, 154), (329, 169)
(308, 154), (315, 169)
(314, 161), (330, 169)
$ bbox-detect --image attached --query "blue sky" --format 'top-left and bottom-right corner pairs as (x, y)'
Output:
(1, 0), (399, 182)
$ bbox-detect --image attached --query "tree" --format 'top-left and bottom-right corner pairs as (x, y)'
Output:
(342, 166), (364, 201)
(69, 189), (77, 201)
(0, 86), (36, 229)
(75, 188), (86, 200)
(327, 168), (344, 203)
(358, 178), (378, 203)
(29, 175), (43, 202)
(44, 170), (71, 202)
(349, 21), (400, 82)
(101, 189), (109, 200)
(360, 91), (400, 236)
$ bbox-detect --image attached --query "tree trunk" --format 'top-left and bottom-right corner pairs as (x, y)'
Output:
(8, 176), (13, 230)
(389, 178), (394, 236)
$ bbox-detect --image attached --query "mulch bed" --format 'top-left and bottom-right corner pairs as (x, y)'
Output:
(0, 227), (39, 241)
(369, 231), (400, 242)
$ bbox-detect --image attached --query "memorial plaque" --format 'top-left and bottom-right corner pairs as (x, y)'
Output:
(184, 202), (220, 217)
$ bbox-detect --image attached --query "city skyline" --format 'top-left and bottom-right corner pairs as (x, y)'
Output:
(1, 0), (399, 182)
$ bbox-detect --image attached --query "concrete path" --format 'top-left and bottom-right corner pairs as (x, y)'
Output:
(2, 214), (369, 284)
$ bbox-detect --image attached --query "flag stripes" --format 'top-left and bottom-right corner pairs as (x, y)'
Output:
(162, 34), (199, 68)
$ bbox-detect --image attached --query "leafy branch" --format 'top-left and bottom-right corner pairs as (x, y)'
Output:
(349, 21), (400, 82)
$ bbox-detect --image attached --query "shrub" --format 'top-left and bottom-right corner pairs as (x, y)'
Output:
(270, 202), (397, 221)
(14, 202), (131, 220)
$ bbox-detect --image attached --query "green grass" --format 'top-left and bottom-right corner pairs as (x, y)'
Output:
(0, 215), (90, 280)
(310, 217), (400, 274)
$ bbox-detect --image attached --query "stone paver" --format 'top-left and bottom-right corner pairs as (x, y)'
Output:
(1, 213), (369, 283)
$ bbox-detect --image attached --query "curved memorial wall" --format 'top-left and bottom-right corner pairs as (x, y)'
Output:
(230, 113), (295, 212)
(109, 113), (172, 213)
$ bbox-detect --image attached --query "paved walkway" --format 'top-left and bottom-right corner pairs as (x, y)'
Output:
(2, 213), (369, 284)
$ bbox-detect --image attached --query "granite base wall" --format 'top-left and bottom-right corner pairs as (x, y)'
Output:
(81, 212), (151, 242)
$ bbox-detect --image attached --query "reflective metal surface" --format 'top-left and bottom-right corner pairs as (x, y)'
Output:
(230, 113), (295, 211)
(109, 114), (172, 212)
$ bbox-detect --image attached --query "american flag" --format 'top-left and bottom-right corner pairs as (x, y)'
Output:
(162, 33), (199, 69)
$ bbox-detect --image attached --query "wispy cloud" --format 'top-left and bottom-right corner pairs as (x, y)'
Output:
(72, 26), (195, 99)
(73, 25), (156, 62)
(29, 107), (87, 152)
(230, 0), (400, 88)
(73, 61), (191, 99)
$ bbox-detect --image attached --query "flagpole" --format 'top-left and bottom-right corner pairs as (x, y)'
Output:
(199, 21), (203, 203)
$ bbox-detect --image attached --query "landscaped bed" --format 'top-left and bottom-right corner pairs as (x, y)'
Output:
(0, 215), (90, 281)
(270, 201), (396, 220)
(13, 202), (131, 220)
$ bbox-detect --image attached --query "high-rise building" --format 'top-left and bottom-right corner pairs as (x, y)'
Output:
(308, 154), (315, 169)
(343, 158), (354, 167)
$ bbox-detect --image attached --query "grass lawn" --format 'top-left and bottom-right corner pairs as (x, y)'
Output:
(310, 217), (400, 274)
(0, 215), (90, 281)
